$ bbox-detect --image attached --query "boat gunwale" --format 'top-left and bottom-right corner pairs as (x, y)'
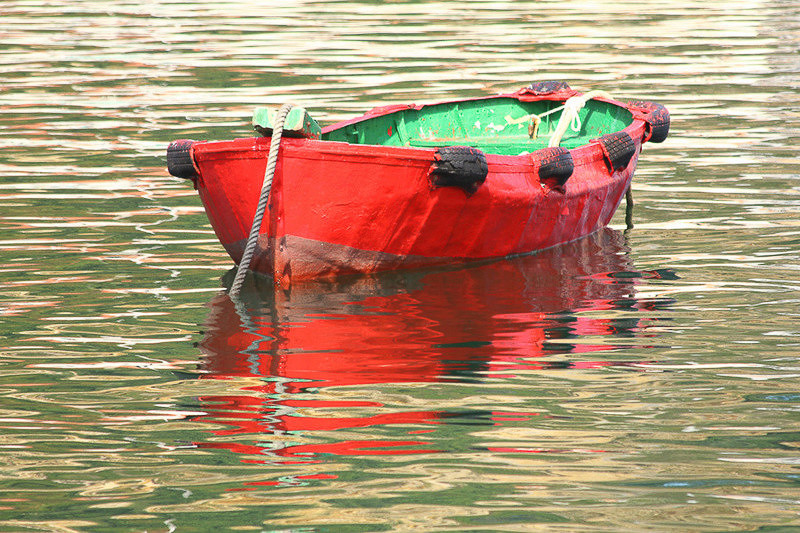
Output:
(190, 118), (647, 176)
(189, 89), (647, 173)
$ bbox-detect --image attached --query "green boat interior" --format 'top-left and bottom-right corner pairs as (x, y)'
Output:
(321, 97), (633, 156)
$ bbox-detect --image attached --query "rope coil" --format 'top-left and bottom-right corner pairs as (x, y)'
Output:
(229, 103), (294, 298)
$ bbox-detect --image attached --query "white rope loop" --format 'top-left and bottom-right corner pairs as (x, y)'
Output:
(548, 90), (612, 148)
(230, 102), (294, 298)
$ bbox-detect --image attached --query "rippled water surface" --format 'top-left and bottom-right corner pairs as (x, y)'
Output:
(2, 1), (800, 531)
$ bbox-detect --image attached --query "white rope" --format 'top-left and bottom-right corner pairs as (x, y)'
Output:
(547, 90), (612, 147)
(507, 105), (563, 139)
(229, 103), (294, 298)
(505, 90), (612, 143)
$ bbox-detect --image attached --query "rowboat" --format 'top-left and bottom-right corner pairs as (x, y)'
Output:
(167, 81), (669, 287)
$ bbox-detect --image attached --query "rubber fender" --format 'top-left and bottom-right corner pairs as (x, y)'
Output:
(628, 100), (670, 143)
(527, 81), (571, 95)
(596, 132), (636, 172)
(167, 139), (198, 180)
(534, 147), (574, 188)
(429, 146), (488, 195)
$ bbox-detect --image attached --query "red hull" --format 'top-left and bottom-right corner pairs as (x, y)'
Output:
(180, 87), (662, 285)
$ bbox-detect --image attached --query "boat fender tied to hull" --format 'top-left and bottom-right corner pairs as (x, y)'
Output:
(628, 100), (670, 143)
(429, 146), (488, 195)
(166, 139), (198, 180)
(595, 131), (636, 173)
(534, 146), (574, 189)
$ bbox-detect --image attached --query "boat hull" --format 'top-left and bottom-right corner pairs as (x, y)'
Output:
(176, 86), (664, 285)
(190, 135), (639, 284)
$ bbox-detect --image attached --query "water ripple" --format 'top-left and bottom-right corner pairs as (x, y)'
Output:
(1, 0), (800, 531)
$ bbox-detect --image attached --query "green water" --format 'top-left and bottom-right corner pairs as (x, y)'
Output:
(1, 1), (800, 531)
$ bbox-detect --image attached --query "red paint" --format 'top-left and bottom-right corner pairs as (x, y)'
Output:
(296, 474), (338, 480)
(195, 399), (440, 436)
(275, 440), (440, 457)
(183, 88), (659, 285)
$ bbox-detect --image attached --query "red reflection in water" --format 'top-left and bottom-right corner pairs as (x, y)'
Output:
(193, 229), (667, 465)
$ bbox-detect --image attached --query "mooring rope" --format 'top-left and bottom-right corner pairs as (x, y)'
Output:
(625, 186), (634, 229)
(229, 103), (294, 298)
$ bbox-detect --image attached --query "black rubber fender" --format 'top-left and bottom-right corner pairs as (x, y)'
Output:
(534, 147), (574, 188)
(596, 132), (636, 172)
(628, 100), (670, 143)
(429, 146), (488, 195)
(167, 139), (198, 180)
(527, 81), (571, 95)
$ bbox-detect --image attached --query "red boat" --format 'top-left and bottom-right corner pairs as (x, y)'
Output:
(167, 82), (669, 286)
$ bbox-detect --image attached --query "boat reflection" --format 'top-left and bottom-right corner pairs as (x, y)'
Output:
(193, 228), (671, 463)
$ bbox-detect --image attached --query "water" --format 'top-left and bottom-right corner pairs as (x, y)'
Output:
(2, 1), (800, 530)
